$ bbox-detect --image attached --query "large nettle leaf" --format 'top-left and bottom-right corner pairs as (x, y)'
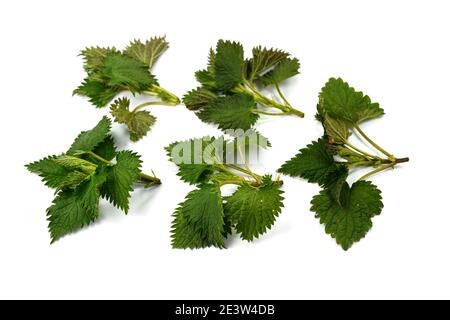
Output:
(319, 78), (384, 125)
(310, 180), (383, 250)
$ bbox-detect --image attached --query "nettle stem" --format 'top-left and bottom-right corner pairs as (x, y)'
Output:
(343, 126), (409, 181)
(143, 84), (181, 106)
(234, 81), (304, 118)
(354, 124), (394, 159)
(87, 151), (161, 186)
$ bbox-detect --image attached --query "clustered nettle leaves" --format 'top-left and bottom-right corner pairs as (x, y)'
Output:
(166, 133), (284, 248)
(26, 117), (161, 243)
(74, 36), (180, 142)
(183, 40), (304, 132)
(27, 36), (409, 250)
(278, 78), (409, 250)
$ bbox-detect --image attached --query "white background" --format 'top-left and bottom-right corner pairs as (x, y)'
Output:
(1, 0), (449, 299)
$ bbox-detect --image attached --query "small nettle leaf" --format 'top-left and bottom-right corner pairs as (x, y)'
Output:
(214, 40), (244, 91)
(250, 46), (289, 79)
(110, 97), (156, 142)
(224, 176), (284, 241)
(310, 181), (383, 250)
(26, 155), (86, 190)
(196, 93), (259, 130)
(100, 53), (157, 92)
(323, 115), (350, 145)
(183, 87), (217, 111)
(68, 116), (111, 155)
(47, 169), (106, 243)
(319, 78), (384, 125)
(101, 150), (142, 213)
(80, 46), (117, 75)
(258, 57), (300, 86)
(54, 155), (97, 174)
(125, 36), (169, 69)
(73, 79), (120, 108)
(278, 138), (345, 187)
(171, 184), (226, 249)
(92, 135), (117, 162)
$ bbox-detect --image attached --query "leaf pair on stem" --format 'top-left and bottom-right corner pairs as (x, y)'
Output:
(279, 78), (409, 250)
(26, 117), (160, 243)
(74, 37), (180, 141)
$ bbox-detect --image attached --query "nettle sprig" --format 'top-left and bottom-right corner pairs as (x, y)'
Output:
(26, 117), (161, 243)
(74, 36), (180, 141)
(183, 40), (303, 131)
(166, 133), (284, 248)
(279, 78), (409, 250)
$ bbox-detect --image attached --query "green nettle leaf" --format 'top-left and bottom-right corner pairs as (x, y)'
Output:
(101, 151), (142, 213)
(224, 176), (284, 241)
(80, 46), (117, 75)
(125, 36), (169, 69)
(319, 78), (384, 125)
(100, 53), (157, 92)
(171, 184), (226, 249)
(259, 58), (300, 86)
(214, 40), (244, 91)
(47, 170), (106, 243)
(195, 70), (217, 89)
(73, 79), (120, 108)
(310, 181), (383, 250)
(27, 117), (160, 243)
(183, 87), (217, 111)
(67, 116), (111, 155)
(197, 93), (259, 130)
(26, 155), (86, 190)
(175, 164), (215, 185)
(323, 115), (350, 144)
(250, 46), (289, 78)
(92, 135), (117, 161)
(110, 97), (156, 142)
(278, 138), (347, 187)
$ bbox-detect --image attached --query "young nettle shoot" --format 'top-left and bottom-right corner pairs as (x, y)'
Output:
(74, 36), (180, 141)
(166, 132), (284, 248)
(279, 78), (409, 250)
(183, 40), (303, 131)
(26, 117), (161, 243)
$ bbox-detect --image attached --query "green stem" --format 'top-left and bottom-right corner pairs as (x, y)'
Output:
(344, 142), (381, 160)
(354, 124), (394, 159)
(240, 80), (304, 118)
(143, 84), (180, 106)
(357, 163), (396, 181)
(357, 157), (409, 181)
(132, 101), (173, 113)
(252, 109), (287, 116)
(224, 163), (262, 181)
(87, 151), (161, 186)
(275, 82), (291, 107)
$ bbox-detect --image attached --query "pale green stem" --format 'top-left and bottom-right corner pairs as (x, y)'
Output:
(354, 124), (394, 159)
(344, 142), (381, 160)
(357, 163), (396, 181)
